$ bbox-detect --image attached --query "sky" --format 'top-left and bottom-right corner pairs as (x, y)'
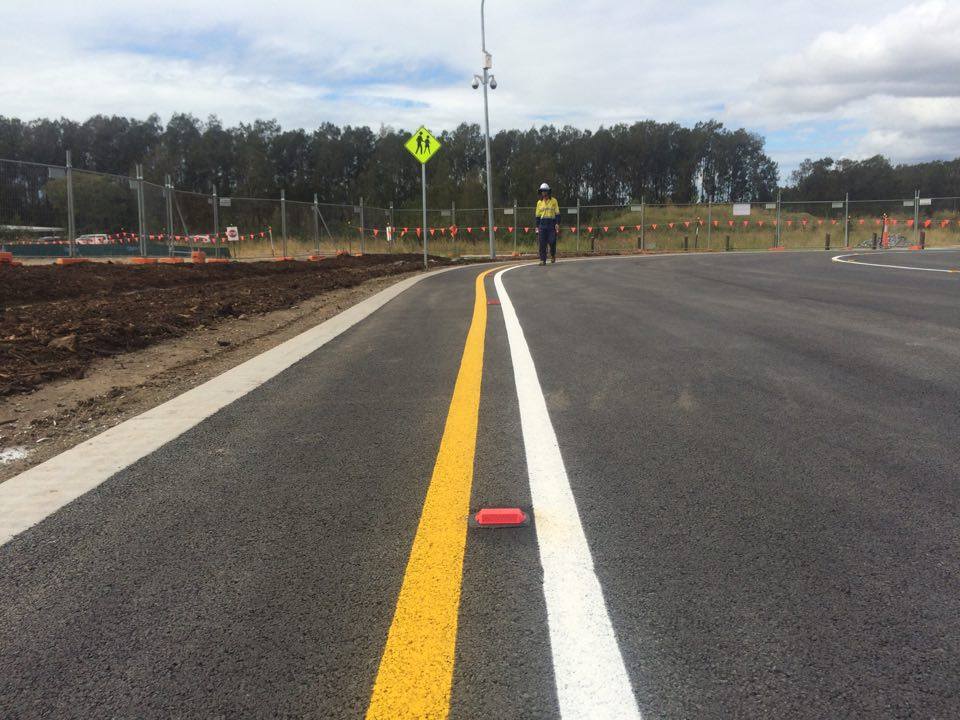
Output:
(2, 0), (958, 180)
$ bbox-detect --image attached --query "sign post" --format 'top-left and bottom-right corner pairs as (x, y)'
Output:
(404, 126), (442, 269)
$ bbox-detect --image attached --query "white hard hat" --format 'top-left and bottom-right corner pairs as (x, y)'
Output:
(539, 183), (550, 191)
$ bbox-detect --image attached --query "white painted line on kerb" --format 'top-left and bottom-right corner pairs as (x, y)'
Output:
(494, 265), (643, 720)
(0, 265), (465, 547)
(832, 252), (960, 274)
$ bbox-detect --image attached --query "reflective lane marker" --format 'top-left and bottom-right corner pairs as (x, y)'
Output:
(366, 269), (495, 720)
(494, 265), (643, 719)
(832, 251), (960, 274)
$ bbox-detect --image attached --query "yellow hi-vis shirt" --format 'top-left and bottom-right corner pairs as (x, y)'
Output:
(536, 197), (560, 224)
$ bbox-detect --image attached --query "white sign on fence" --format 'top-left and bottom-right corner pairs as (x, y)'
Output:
(503, 208), (514, 215)
(832, 202), (844, 208)
(765, 203), (776, 210)
(219, 197), (232, 207)
(631, 205), (643, 212)
(903, 200), (914, 207)
(732, 203), (751, 216)
(567, 208), (579, 214)
(919, 198), (932, 206)
(225, 226), (239, 242)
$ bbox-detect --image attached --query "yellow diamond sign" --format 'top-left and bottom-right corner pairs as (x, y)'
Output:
(405, 126), (442, 164)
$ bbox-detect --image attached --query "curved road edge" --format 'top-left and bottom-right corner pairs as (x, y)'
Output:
(0, 264), (471, 547)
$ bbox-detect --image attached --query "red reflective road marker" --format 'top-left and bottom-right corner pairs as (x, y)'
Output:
(487, 299), (501, 305)
(472, 507), (528, 527)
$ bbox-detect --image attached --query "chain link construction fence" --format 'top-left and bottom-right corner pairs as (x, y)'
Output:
(2, 155), (959, 259)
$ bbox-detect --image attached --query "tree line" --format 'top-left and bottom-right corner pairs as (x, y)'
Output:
(786, 156), (960, 201)
(0, 114), (777, 208)
(1, 114), (957, 209)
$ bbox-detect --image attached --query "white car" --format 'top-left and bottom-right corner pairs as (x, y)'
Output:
(75, 233), (110, 245)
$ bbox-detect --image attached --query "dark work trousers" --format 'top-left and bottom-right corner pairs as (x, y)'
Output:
(538, 222), (557, 262)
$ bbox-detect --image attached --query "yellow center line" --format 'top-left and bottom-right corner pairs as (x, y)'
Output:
(365, 268), (495, 720)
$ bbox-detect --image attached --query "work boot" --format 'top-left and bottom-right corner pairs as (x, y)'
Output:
(550, 256), (556, 263)
(539, 260), (546, 266)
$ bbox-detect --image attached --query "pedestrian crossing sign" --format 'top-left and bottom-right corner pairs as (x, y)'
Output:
(405, 126), (442, 164)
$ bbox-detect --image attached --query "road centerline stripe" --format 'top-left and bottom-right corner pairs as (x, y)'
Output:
(365, 268), (494, 720)
(494, 265), (644, 719)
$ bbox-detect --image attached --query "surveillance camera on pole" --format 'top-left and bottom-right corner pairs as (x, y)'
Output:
(473, 1), (498, 259)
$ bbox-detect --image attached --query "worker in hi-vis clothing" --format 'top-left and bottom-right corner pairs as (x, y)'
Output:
(535, 182), (560, 265)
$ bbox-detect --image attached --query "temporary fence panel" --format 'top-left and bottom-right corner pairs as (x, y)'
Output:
(924, 197), (960, 247)
(282, 200), (319, 257)
(217, 197), (281, 258)
(70, 169), (140, 256)
(390, 207), (446, 256)
(140, 181), (169, 254)
(639, 204), (706, 252)
(0, 159), (70, 255)
(167, 189), (216, 255)
(778, 200), (844, 250)
(360, 205), (394, 254)
(847, 199), (914, 249)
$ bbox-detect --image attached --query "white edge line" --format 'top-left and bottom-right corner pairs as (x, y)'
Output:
(0, 264), (468, 547)
(494, 264), (643, 720)
(832, 251), (960, 273)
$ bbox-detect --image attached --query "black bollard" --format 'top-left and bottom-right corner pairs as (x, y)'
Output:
(872, 232), (878, 250)
(920, 230), (926, 249)
(825, 233), (831, 251)
(725, 235), (731, 252)
(683, 236), (688, 252)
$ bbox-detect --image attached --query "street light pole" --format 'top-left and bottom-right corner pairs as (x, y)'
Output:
(477, 0), (497, 259)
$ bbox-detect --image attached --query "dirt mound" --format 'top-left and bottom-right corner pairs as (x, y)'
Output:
(0, 255), (446, 396)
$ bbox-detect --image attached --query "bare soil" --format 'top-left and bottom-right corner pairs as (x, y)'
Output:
(0, 254), (446, 396)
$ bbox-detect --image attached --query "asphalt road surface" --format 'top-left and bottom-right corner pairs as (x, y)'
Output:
(2, 250), (958, 719)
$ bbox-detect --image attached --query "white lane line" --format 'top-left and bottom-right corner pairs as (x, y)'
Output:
(494, 265), (643, 720)
(832, 252), (960, 274)
(0, 266), (465, 547)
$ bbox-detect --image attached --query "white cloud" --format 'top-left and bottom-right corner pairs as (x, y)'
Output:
(1, 0), (955, 172)
(728, 1), (960, 162)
